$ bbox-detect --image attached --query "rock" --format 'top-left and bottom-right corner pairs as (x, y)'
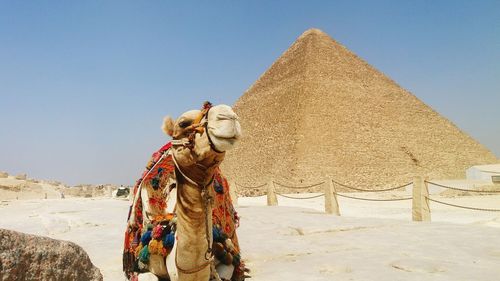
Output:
(43, 180), (62, 186)
(0, 171), (8, 178)
(14, 174), (27, 180)
(0, 185), (21, 192)
(0, 229), (103, 281)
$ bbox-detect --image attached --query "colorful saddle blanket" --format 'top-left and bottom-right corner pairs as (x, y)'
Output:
(123, 142), (243, 280)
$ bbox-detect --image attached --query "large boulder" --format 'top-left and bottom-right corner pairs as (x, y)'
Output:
(0, 171), (8, 178)
(0, 229), (102, 281)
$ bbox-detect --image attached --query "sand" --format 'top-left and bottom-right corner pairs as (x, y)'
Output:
(0, 177), (63, 200)
(0, 192), (499, 281)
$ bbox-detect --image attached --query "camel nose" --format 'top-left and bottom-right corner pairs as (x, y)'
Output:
(211, 112), (239, 138)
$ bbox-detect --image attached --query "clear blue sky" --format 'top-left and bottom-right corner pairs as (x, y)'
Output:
(1, 1), (498, 185)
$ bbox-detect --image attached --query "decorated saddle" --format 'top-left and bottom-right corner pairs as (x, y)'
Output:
(123, 142), (244, 280)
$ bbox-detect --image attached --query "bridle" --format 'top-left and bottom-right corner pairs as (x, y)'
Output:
(171, 101), (223, 154)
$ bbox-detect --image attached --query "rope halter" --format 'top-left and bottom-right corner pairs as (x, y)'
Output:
(171, 101), (222, 153)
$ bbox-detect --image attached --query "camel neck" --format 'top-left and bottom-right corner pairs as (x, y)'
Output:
(175, 181), (214, 279)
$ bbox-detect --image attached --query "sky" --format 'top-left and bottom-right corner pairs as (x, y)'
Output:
(0, 1), (499, 186)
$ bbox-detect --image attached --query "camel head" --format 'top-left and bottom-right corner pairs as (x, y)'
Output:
(162, 102), (241, 185)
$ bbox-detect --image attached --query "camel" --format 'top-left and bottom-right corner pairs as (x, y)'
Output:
(124, 102), (242, 281)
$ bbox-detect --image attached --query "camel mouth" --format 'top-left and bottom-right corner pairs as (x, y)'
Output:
(207, 119), (242, 141)
(207, 126), (241, 152)
(210, 131), (239, 140)
(214, 135), (239, 144)
(205, 104), (241, 152)
(211, 132), (240, 141)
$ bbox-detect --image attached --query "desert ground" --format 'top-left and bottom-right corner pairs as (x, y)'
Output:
(1, 185), (499, 281)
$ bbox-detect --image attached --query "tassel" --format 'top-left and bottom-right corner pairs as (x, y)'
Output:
(135, 244), (143, 257)
(139, 245), (150, 262)
(141, 231), (152, 246)
(149, 239), (165, 256)
(213, 242), (226, 260)
(212, 226), (227, 243)
(214, 179), (224, 194)
(223, 252), (233, 265)
(224, 238), (236, 254)
(232, 253), (241, 266)
(152, 225), (163, 239)
(161, 247), (169, 256)
(163, 232), (175, 249)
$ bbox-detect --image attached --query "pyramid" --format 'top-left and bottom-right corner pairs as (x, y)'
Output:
(222, 28), (498, 190)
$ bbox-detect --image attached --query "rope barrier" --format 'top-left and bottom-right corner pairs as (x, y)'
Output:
(425, 196), (500, 212)
(332, 179), (412, 192)
(333, 191), (412, 202)
(275, 192), (325, 200)
(273, 181), (325, 190)
(425, 181), (500, 193)
(234, 182), (267, 189)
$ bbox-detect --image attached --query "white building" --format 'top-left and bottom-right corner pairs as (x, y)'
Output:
(466, 164), (500, 183)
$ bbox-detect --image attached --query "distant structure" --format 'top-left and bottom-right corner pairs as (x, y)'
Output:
(466, 164), (500, 183)
(222, 28), (498, 187)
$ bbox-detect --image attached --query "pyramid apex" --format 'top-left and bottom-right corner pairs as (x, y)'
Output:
(300, 28), (329, 38)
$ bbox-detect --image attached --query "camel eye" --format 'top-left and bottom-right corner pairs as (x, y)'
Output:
(179, 120), (191, 128)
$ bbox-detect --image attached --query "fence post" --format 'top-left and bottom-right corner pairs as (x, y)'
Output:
(229, 181), (239, 207)
(325, 179), (340, 215)
(412, 176), (431, 221)
(267, 180), (278, 206)
(423, 179), (431, 221)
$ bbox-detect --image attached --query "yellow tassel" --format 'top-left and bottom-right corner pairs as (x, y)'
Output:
(135, 244), (143, 257)
(149, 239), (165, 256)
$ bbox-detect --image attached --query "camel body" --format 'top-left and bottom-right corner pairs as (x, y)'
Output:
(123, 104), (242, 281)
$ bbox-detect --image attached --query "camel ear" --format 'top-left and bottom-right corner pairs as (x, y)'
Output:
(162, 116), (175, 136)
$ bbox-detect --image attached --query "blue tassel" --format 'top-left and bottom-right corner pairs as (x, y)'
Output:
(214, 179), (224, 194)
(212, 226), (227, 243)
(141, 230), (152, 246)
(232, 253), (241, 266)
(163, 232), (175, 249)
(213, 226), (221, 242)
